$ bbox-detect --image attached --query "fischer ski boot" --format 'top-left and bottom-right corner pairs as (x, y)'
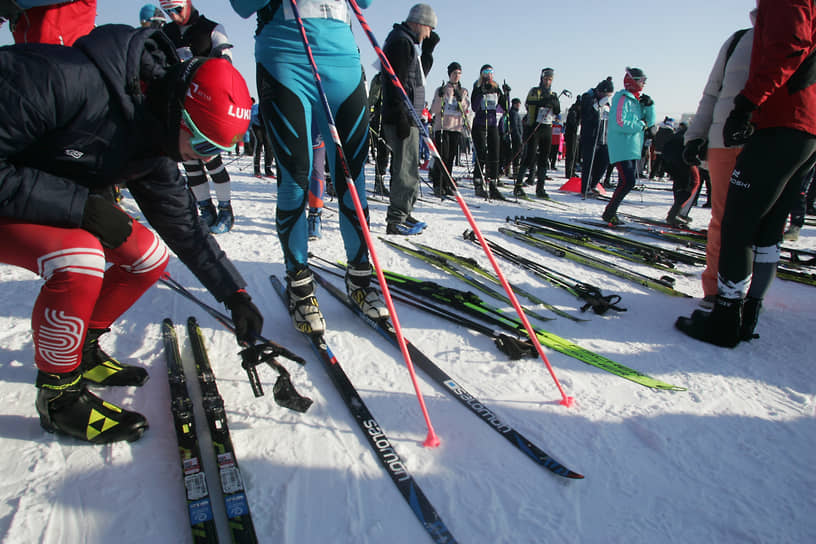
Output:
(36, 369), (148, 443)
(81, 328), (148, 387)
(197, 199), (217, 228)
(210, 201), (234, 234)
(286, 268), (326, 335)
(307, 208), (322, 240)
(345, 262), (389, 320)
(675, 295), (743, 348)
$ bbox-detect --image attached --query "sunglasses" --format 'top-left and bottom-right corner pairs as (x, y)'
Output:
(482, 69), (494, 75)
(181, 108), (234, 157)
(164, 6), (183, 16)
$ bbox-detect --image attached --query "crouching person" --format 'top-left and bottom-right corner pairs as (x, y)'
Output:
(0, 25), (262, 444)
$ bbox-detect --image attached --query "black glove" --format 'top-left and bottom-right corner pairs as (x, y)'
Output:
(422, 31), (440, 54)
(225, 290), (263, 345)
(502, 83), (511, 95)
(723, 94), (756, 147)
(396, 113), (412, 140)
(81, 195), (133, 248)
(639, 94), (654, 107)
(682, 138), (707, 166)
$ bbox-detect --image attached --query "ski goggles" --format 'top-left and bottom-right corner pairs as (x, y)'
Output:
(181, 108), (234, 157)
(163, 6), (183, 16)
(481, 68), (494, 75)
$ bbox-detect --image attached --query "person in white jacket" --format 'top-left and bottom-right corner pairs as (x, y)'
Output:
(682, 12), (755, 308)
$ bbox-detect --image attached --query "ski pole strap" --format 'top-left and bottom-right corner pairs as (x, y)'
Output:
(494, 334), (536, 360)
(573, 284), (627, 314)
(239, 343), (313, 412)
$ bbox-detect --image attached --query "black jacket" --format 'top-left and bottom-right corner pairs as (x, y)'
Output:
(0, 24), (245, 301)
(381, 22), (431, 125)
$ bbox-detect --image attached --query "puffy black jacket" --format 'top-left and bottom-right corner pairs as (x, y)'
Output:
(381, 22), (428, 125)
(0, 24), (245, 301)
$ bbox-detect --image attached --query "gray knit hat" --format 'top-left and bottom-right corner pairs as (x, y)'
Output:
(407, 4), (437, 29)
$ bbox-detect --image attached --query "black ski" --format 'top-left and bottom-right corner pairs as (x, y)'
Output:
(270, 276), (457, 544)
(162, 318), (218, 544)
(310, 269), (584, 479)
(187, 317), (258, 544)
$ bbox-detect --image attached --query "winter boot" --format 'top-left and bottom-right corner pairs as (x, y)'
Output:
(374, 174), (390, 197)
(345, 263), (389, 320)
(81, 328), (148, 387)
(741, 297), (762, 341)
(307, 208), (322, 240)
(488, 180), (507, 201)
(36, 369), (148, 443)
(197, 199), (217, 228)
(535, 182), (549, 199)
(675, 295), (743, 348)
(286, 268), (326, 335)
(210, 201), (235, 234)
(474, 178), (487, 198)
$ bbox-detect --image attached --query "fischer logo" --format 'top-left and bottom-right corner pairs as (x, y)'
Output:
(228, 104), (251, 120)
(444, 380), (512, 433)
(363, 419), (410, 481)
(64, 149), (84, 159)
(187, 81), (211, 103)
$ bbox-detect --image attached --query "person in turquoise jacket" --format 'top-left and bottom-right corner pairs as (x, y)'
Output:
(602, 67), (656, 225)
(229, 0), (387, 336)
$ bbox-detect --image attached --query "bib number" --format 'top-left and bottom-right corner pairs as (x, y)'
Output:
(282, 0), (350, 23)
(483, 93), (499, 111)
(536, 107), (553, 124)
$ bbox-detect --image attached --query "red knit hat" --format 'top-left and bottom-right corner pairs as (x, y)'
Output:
(183, 58), (251, 149)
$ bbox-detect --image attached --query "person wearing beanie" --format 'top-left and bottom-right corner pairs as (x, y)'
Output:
(676, 0), (816, 348)
(563, 96), (581, 179)
(229, 0), (388, 334)
(163, 0), (238, 234)
(507, 97), (524, 178)
(429, 61), (470, 196)
(579, 76), (615, 195)
(140, 4), (164, 28)
(601, 67), (656, 225)
(471, 63), (510, 199)
(7, 0), (96, 46)
(514, 67), (561, 198)
(379, 3), (440, 229)
(0, 25), (262, 444)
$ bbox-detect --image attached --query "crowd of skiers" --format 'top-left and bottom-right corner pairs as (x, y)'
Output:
(0, 0), (814, 446)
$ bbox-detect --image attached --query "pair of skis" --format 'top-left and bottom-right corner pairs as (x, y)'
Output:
(162, 317), (257, 544)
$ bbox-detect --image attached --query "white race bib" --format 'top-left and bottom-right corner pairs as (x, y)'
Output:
(443, 97), (460, 116)
(282, 0), (350, 24)
(483, 93), (499, 111)
(176, 46), (193, 61)
(536, 107), (553, 125)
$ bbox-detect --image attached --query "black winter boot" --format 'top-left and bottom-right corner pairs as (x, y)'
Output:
(741, 297), (762, 341)
(675, 295), (743, 348)
(36, 370), (148, 443)
(82, 329), (149, 387)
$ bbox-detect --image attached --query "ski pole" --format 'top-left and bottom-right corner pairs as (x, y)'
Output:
(347, 0), (573, 407)
(287, 0), (440, 446)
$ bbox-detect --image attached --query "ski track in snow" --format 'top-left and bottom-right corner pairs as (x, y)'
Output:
(1, 156), (815, 543)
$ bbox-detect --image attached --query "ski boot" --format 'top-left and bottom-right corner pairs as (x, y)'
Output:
(197, 199), (217, 228)
(286, 268), (326, 335)
(783, 225), (801, 242)
(81, 328), (149, 387)
(308, 208), (322, 240)
(210, 201), (234, 234)
(513, 183), (527, 198)
(345, 263), (389, 320)
(405, 215), (427, 231)
(675, 295), (743, 348)
(36, 369), (148, 443)
(474, 178), (487, 198)
(488, 180), (507, 201)
(374, 174), (390, 197)
(535, 183), (549, 199)
(741, 297), (762, 341)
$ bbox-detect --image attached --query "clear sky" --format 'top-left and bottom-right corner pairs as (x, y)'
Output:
(2, 0), (755, 121)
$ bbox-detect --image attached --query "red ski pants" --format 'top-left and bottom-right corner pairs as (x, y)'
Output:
(0, 219), (168, 373)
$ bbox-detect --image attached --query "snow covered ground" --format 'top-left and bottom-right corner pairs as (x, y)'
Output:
(1, 155), (814, 544)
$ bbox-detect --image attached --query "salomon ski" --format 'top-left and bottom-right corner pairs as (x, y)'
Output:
(270, 276), (457, 544)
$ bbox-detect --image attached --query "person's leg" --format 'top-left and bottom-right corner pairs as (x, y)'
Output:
(701, 147), (740, 298)
(602, 160), (637, 221)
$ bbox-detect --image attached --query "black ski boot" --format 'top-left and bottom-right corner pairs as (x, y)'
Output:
(474, 178), (487, 198)
(36, 369), (148, 443)
(535, 182), (549, 199)
(197, 198), (217, 228)
(345, 262), (389, 320)
(513, 183), (527, 198)
(741, 297), (762, 341)
(374, 174), (390, 197)
(675, 295), (743, 348)
(82, 328), (149, 387)
(488, 180), (507, 201)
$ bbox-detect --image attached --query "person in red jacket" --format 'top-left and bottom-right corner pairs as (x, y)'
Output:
(676, 0), (816, 347)
(6, 0), (96, 46)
